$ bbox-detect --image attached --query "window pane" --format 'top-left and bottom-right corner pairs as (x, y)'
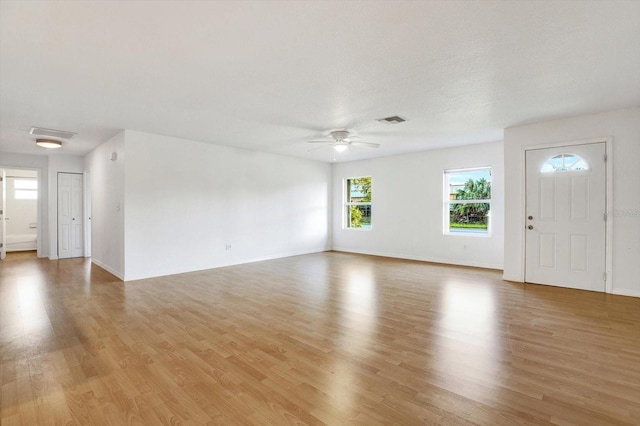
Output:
(346, 204), (372, 229)
(444, 167), (491, 235)
(449, 202), (490, 234)
(347, 177), (372, 202)
(14, 179), (37, 190)
(540, 153), (589, 173)
(447, 169), (491, 201)
(15, 189), (37, 200)
(345, 176), (372, 230)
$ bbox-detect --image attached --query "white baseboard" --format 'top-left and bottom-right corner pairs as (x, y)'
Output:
(123, 248), (332, 282)
(331, 247), (503, 271)
(611, 288), (640, 298)
(92, 258), (124, 280)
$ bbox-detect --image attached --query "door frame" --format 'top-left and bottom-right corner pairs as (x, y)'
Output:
(84, 170), (91, 258)
(520, 137), (613, 292)
(0, 166), (43, 258)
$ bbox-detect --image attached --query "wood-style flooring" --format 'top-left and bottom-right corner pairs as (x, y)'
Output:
(1, 251), (639, 425)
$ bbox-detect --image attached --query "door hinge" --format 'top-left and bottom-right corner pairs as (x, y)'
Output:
(604, 153), (608, 162)
(603, 211), (607, 222)
(602, 272), (607, 282)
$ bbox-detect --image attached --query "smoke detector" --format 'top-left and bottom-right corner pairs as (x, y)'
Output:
(29, 126), (77, 139)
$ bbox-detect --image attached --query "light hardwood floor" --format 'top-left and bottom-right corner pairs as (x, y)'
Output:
(1, 251), (639, 425)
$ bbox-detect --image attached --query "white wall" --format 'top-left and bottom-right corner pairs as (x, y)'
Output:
(122, 130), (331, 280)
(504, 108), (640, 297)
(332, 141), (504, 269)
(84, 131), (125, 279)
(0, 153), (48, 257)
(48, 155), (85, 258)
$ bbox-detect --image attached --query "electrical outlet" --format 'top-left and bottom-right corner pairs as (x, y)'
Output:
(225, 244), (231, 251)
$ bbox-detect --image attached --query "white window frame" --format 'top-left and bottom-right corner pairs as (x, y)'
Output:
(344, 176), (372, 230)
(444, 167), (491, 237)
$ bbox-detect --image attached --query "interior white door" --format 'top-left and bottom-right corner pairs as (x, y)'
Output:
(525, 143), (606, 292)
(58, 173), (84, 259)
(0, 169), (6, 260)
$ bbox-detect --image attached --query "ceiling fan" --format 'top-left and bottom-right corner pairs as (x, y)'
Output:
(307, 130), (380, 153)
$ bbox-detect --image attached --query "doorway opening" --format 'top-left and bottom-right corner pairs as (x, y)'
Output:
(0, 168), (40, 260)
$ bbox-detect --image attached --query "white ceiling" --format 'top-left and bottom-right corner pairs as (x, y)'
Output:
(1, 1), (639, 163)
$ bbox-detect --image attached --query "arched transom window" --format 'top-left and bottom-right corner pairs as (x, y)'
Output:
(540, 153), (589, 173)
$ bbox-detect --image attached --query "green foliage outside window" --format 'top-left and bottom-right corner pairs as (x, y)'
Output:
(347, 177), (372, 229)
(450, 178), (491, 229)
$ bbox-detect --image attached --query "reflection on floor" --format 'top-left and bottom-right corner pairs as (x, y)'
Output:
(4, 250), (37, 261)
(1, 251), (639, 425)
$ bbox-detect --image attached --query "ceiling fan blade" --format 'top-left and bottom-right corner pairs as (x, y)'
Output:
(344, 135), (362, 141)
(307, 140), (333, 144)
(349, 141), (380, 148)
(307, 144), (331, 152)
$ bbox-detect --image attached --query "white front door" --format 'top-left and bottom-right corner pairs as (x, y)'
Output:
(58, 173), (84, 259)
(0, 169), (5, 260)
(525, 143), (606, 292)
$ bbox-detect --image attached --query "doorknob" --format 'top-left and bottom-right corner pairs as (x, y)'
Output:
(528, 225), (534, 230)
(528, 216), (533, 220)
(72, 218), (75, 221)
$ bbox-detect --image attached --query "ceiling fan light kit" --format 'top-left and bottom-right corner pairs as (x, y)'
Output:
(306, 129), (380, 154)
(333, 143), (348, 153)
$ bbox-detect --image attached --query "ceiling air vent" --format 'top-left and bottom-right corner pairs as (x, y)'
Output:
(377, 115), (406, 124)
(29, 126), (77, 139)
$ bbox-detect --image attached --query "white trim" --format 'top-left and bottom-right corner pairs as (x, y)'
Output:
(332, 247), (504, 271)
(443, 167), (492, 236)
(92, 258), (124, 280)
(444, 165), (492, 173)
(611, 288), (640, 298)
(123, 248), (330, 282)
(604, 139), (613, 293)
(83, 170), (92, 258)
(344, 176), (372, 230)
(520, 136), (613, 291)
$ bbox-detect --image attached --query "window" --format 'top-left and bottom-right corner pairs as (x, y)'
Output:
(444, 168), (491, 235)
(345, 177), (372, 229)
(14, 178), (38, 200)
(540, 153), (589, 173)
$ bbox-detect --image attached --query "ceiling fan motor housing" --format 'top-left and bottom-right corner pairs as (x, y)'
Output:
(330, 130), (350, 141)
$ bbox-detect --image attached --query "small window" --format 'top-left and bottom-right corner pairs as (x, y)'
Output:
(444, 168), (491, 235)
(345, 177), (372, 229)
(14, 179), (38, 200)
(540, 154), (589, 173)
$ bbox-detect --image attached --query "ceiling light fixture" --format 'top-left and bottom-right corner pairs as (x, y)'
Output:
(333, 143), (348, 153)
(36, 139), (62, 149)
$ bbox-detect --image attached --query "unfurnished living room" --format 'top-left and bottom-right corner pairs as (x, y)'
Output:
(1, 1), (639, 425)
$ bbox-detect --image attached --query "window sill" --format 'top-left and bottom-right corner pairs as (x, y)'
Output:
(444, 231), (491, 238)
